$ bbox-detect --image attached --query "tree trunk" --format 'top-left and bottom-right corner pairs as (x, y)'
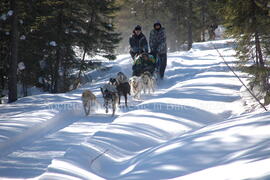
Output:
(254, 31), (268, 92)
(255, 32), (264, 67)
(76, 9), (96, 88)
(22, 71), (28, 97)
(201, 0), (207, 42)
(187, 0), (193, 50)
(53, 9), (63, 93)
(8, 0), (18, 103)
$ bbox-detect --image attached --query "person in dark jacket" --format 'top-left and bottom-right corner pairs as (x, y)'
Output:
(129, 25), (149, 60)
(149, 21), (167, 79)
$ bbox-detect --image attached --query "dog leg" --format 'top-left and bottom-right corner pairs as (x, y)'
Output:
(90, 100), (95, 113)
(112, 103), (116, 116)
(138, 88), (141, 99)
(105, 102), (108, 114)
(152, 83), (155, 93)
(118, 93), (121, 106)
(86, 102), (90, 115)
(137, 91), (141, 99)
(83, 104), (87, 116)
(84, 101), (87, 115)
(83, 101), (89, 116)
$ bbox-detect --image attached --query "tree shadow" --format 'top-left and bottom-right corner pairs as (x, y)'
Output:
(0, 113), (115, 178)
(51, 101), (225, 179)
(115, 112), (270, 179)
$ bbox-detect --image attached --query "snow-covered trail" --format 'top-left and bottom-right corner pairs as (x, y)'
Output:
(1, 39), (270, 180)
(35, 40), (256, 180)
(0, 61), (129, 178)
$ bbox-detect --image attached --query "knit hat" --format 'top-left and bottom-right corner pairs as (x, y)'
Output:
(154, 21), (162, 29)
(134, 25), (142, 31)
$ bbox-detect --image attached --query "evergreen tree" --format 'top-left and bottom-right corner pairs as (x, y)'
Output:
(8, 0), (19, 103)
(0, 0), (121, 100)
(0, 0), (10, 101)
(222, 0), (270, 104)
(76, 0), (121, 88)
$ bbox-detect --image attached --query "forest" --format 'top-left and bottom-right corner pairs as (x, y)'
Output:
(1, 0), (270, 103)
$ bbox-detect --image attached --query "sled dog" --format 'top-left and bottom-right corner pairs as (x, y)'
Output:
(81, 90), (97, 116)
(109, 78), (130, 107)
(116, 72), (129, 84)
(129, 76), (143, 99)
(100, 84), (119, 116)
(140, 71), (156, 94)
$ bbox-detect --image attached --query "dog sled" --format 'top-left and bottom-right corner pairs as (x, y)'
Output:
(132, 53), (160, 77)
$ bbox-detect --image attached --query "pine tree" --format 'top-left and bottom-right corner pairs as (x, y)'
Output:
(76, 0), (121, 88)
(0, 0), (10, 101)
(222, 0), (270, 104)
(8, 0), (19, 103)
(1, 0), (122, 99)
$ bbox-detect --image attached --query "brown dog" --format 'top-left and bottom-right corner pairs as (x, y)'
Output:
(81, 90), (97, 116)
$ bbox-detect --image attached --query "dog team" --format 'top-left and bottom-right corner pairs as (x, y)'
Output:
(81, 71), (156, 116)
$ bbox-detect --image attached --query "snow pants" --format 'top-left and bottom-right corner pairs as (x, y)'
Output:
(158, 53), (167, 79)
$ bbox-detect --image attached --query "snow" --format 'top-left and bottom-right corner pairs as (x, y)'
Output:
(49, 41), (57, 47)
(18, 62), (26, 70)
(7, 10), (13, 16)
(0, 14), (7, 21)
(0, 39), (270, 180)
(20, 35), (26, 40)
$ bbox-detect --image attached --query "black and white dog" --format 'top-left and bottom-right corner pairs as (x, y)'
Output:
(100, 84), (119, 116)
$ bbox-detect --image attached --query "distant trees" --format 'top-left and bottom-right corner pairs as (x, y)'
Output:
(115, 0), (221, 52)
(0, 0), (121, 102)
(222, 0), (270, 104)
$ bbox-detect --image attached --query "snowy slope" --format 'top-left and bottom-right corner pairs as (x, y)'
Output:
(0, 40), (270, 180)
